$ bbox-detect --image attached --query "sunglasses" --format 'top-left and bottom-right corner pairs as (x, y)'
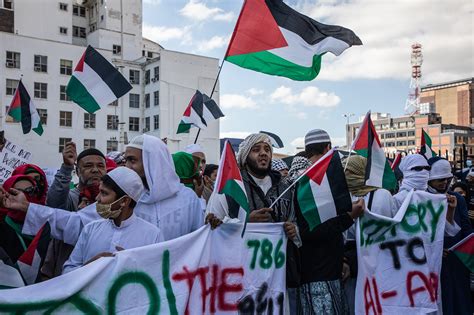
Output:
(16, 186), (38, 196)
(410, 166), (431, 172)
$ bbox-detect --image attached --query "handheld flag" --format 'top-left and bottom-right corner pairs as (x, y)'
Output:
(352, 112), (396, 190)
(215, 140), (250, 235)
(449, 233), (474, 272)
(7, 80), (43, 136)
(224, 0), (362, 81)
(420, 128), (437, 159)
(16, 225), (50, 285)
(391, 152), (402, 171)
(297, 148), (352, 230)
(177, 90), (225, 134)
(260, 131), (284, 148)
(67, 45), (132, 114)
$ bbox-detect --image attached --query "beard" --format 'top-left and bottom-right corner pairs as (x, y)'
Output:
(246, 157), (271, 178)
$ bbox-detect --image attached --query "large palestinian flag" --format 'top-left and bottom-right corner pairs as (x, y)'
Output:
(352, 112), (396, 190)
(449, 233), (474, 273)
(177, 90), (225, 134)
(224, 0), (362, 81)
(7, 80), (43, 136)
(420, 128), (436, 159)
(297, 149), (352, 230)
(67, 45), (132, 114)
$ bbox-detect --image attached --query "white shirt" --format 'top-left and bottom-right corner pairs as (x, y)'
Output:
(249, 174), (272, 195)
(63, 213), (161, 274)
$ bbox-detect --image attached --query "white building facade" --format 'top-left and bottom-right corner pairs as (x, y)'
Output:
(0, 0), (220, 168)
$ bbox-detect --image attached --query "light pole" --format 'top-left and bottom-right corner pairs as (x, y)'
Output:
(343, 113), (354, 147)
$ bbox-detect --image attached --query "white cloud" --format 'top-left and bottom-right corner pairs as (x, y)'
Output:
(294, 0), (473, 82)
(221, 94), (258, 109)
(290, 137), (305, 148)
(270, 86), (340, 108)
(180, 1), (235, 22)
(142, 24), (191, 44)
(295, 112), (308, 120)
(196, 35), (229, 52)
(220, 131), (252, 139)
(247, 88), (264, 96)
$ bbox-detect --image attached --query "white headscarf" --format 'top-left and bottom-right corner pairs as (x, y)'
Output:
(399, 154), (430, 191)
(427, 157), (452, 194)
(184, 144), (204, 154)
(236, 133), (272, 168)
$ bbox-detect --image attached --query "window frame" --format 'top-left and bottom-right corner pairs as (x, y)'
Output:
(34, 55), (48, 73)
(6, 79), (19, 96)
(129, 117), (140, 132)
(129, 70), (140, 84)
(59, 111), (72, 127)
(84, 113), (96, 129)
(34, 82), (47, 99)
(59, 137), (72, 153)
(6, 51), (20, 68)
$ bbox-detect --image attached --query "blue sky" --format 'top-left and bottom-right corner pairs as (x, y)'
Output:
(142, 0), (473, 154)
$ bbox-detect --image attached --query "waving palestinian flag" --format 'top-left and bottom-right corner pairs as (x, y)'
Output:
(352, 112), (396, 190)
(17, 225), (50, 285)
(7, 80), (43, 136)
(225, 0), (362, 81)
(67, 45), (132, 114)
(177, 90), (224, 134)
(297, 149), (352, 230)
(420, 128), (437, 159)
(449, 233), (474, 272)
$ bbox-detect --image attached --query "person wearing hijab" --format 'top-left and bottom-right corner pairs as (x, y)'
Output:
(427, 157), (473, 315)
(0, 175), (49, 264)
(6, 134), (203, 246)
(394, 154), (431, 208)
(184, 144), (206, 174)
(63, 167), (160, 274)
(12, 164), (49, 205)
(172, 152), (202, 191)
(271, 158), (289, 177)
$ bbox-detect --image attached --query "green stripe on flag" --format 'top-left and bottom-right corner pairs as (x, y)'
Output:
(176, 121), (191, 134)
(220, 180), (249, 212)
(297, 176), (321, 230)
(67, 76), (101, 114)
(8, 107), (21, 122)
(382, 160), (397, 190)
(355, 148), (368, 158)
(454, 251), (474, 273)
(226, 50), (322, 81)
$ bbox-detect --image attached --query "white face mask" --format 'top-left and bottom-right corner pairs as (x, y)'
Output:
(401, 169), (429, 191)
(96, 196), (125, 219)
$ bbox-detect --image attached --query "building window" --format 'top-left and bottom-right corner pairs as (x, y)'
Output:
(34, 82), (47, 99)
(84, 139), (96, 150)
(109, 100), (118, 106)
(59, 27), (68, 35)
(59, 138), (72, 153)
(396, 132), (407, 137)
(154, 91), (159, 106)
(107, 140), (118, 153)
(408, 131), (415, 137)
(129, 117), (139, 132)
(101, 15), (104, 21)
(153, 66), (159, 80)
(154, 115), (159, 130)
(73, 5), (85, 17)
(34, 55), (47, 72)
(84, 113), (96, 128)
(89, 24), (96, 32)
(37, 109), (47, 125)
(107, 115), (118, 130)
(60, 85), (70, 101)
(397, 141), (407, 146)
(129, 94), (140, 108)
(408, 140), (416, 146)
(72, 26), (86, 38)
(145, 117), (150, 131)
(3, 0), (12, 9)
(113, 45), (121, 55)
(6, 51), (20, 68)
(145, 93), (150, 108)
(147, 51), (153, 58)
(145, 70), (150, 85)
(129, 70), (140, 84)
(6, 79), (19, 95)
(60, 59), (72, 75)
(59, 2), (68, 11)
(59, 111), (72, 127)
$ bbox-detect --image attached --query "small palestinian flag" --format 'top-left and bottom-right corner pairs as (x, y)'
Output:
(297, 149), (352, 230)
(352, 112), (396, 190)
(67, 45), (132, 114)
(391, 153), (402, 171)
(260, 130), (284, 148)
(7, 80), (43, 136)
(177, 90), (224, 134)
(449, 233), (474, 272)
(420, 128), (436, 159)
(215, 140), (250, 236)
(17, 225), (49, 285)
(225, 0), (362, 81)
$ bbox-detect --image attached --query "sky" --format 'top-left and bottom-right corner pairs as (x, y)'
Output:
(142, 0), (473, 155)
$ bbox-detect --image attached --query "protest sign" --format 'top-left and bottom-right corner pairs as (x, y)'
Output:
(0, 223), (287, 314)
(356, 190), (447, 314)
(0, 140), (32, 184)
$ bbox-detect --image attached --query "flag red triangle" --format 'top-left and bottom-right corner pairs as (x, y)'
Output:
(305, 151), (332, 185)
(225, 0), (288, 57)
(183, 94), (195, 118)
(353, 113), (381, 151)
(217, 141), (243, 192)
(74, 50), (86, 72)
(18, 226), (44, 266)
(9, 83), (22, 111)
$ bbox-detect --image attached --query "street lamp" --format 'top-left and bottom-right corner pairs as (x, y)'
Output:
(343, 113), (354, 147)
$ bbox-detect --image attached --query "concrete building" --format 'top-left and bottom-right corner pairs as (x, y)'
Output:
(0, 0), (220, 168)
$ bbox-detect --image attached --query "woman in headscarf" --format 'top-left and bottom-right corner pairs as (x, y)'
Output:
(0, 175), (50, 266)
(12, 164), (48, 205)
(427, 157), (473, 315)
(394, 154), (431, 208)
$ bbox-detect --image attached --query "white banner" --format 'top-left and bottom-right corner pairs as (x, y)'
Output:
(356, 190), (447, 315)
(0, 223), (287, 314)
(0, 140), (32, 184)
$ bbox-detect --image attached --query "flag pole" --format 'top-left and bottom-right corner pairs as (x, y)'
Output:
(194, 58), (226, 144)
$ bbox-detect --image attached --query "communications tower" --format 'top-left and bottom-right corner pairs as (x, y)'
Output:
(404, 43), (423, 115)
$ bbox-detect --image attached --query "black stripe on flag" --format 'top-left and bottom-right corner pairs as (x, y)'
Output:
(18, 81), (32, 134)
(192, 90), (207, 126)
(326, 151), (352, 214)
(365, 118), (374, 183)
(260, 130), (284, 148)
(203, 94), (225, 119)
(265, 0), (362, 46)
(83, 45), (132, 98)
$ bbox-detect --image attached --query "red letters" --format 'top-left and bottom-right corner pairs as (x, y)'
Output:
(406, 271), (438, 307)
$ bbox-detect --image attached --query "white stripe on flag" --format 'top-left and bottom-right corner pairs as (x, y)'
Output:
(73, 63), (117, 108)
(0, 261), (24, 288)
(269, 27), (350, 67)
(366, 139), (386, 187)
(28, 100), (41, 128)
(182, 108), (207, 129)
(202, 105), (215, 124)
(17, 251), (41, 285)
(310, 174), (337, 223)
(424, 144), (434, 159)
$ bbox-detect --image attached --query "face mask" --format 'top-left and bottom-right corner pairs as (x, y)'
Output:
(401, 169), (429, 191)
(96, 196), (125, 219)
